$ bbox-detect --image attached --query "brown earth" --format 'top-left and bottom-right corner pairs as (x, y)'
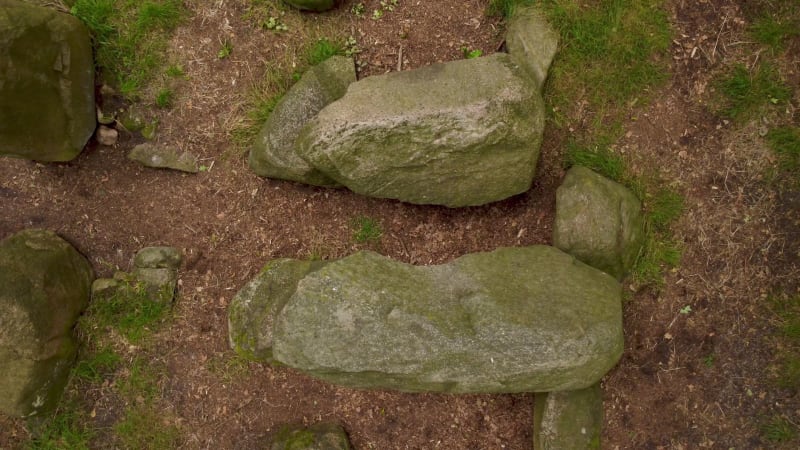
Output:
(1, 0), (799, 448)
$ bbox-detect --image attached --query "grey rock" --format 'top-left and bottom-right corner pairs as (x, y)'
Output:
(134, 246), (182, 270)
(269, 423), (351, 450)
(534, 383), (603, 450)
(295, 54), (545, 207)
(0, 229), (93, 417)
(128, 143), (199, 173)
(96, 125), (118, 146)
(553, 166), (645, 280)
(249, 56), (355, 186)
(283, 0), (335, 12)
(229, 259), (328, 362)
(0, 0), (96, 161)
(266, 247), (622, 393)
(132, 268), (177, 303)
(505, 6), (560, 91)
(91, 278), (121, 299)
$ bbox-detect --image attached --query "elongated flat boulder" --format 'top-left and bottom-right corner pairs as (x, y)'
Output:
(0, 229), (93, 417)
(0, 0), (95, 161)
(294, 53), (545, 207)
(247, 246), (623, 393)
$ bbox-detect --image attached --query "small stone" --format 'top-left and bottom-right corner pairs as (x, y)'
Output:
(133, 247), (182, 270)
(128, 143), (199, 173)
(95, 126), (118, 146)
(91, 278), (121, 299)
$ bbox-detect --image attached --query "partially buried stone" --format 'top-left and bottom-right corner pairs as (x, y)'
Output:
(269, 423), (351, 450)
(533, 383), (603, 450)
(128, 143), (199, 173)
(96, 125), (118, 146)
(134, 246), (182, 270)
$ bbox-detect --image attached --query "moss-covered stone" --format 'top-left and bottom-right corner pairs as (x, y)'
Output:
(0, 229), (93, 417)
(553, 166), (645, 280)
(505, 6), (560, 91)
(0, 0), (95, 161)
(228, 259), (328, 362)
(134, 246), (182, 270)
(249, 56), (355, 186)
(295, 54), (545, 207)
(534, 383), (603, 450)
(260, 247), (623, 393)
(128, 143), (199, 173)
(269, 423), (350, 450)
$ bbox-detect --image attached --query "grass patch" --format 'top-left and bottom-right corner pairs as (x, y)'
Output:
(766, 126), (800, 175)
(486, 0), (534, 18)
(165, 64), (185, 77)
(351, 216), (383, 244)
(541, 0), (671, 131)
(155, 88), (174, 108)
(114, 404), (180, 450)
(25, 403), (93, 450)
(769, 293), (800, 389)
(306, 38), (342, 65)
(80, 281), (172, 345)
(761, 416), (798, 442)
(70, 0), (185, 99)
(564, 143), (625, 182)
(751, 15), (799, 51)
(716, 63), (791, 121)
(72, 347), (121, 383)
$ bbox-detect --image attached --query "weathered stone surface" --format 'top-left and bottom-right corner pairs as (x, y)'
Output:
(267, 246), (622, 393)
(269, 423), (351, 450)
(249, 56), (355, 186)
(95, 125), (118, 146)
(534, 383), (603, 450)
(553, 166), (645, 280)
(229, 259), (328, 362)
(505, 6), (560, 91)
(0, 0), (95, 161)
(128, 143), (199, 173)
(0, 229), (93, 417)
(284, 0), (335, 12)
(295, 54), (545, 207)
(134, 246), (182, 270)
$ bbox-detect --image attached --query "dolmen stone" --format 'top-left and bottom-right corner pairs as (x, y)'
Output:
(0, 229), (93, 417)
(554, 166), (645, 280)
(249, 56), (355, 186)
(534, 383), (603, 449)
(284, 0), (335, 12)
(249, 7), (558, 207)
(229, 246), (623, 393)
(269, 423), (351, 450)
(0, 0), (96, 161)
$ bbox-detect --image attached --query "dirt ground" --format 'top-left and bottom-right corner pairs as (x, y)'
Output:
(1, 0), (799, 448)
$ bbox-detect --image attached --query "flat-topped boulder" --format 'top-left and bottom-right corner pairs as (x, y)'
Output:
(230, 246), (623, 393)
(0, 0), (95, 161)
(0, 229), (93, 417)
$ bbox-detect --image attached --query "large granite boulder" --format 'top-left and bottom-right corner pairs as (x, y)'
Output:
(0, 0), (95, 161)
(249, 56), (355, 186)
(553, 166), (645, 280)
(284, 1), (335, 12)
(295, 54), (545, 207)
(231, 247), (623, 393)
(534, 383), (603, 449)
(0, 229), (93, 417)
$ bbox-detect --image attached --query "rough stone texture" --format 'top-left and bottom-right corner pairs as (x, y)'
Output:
(269, 423), (351, 450)
(505, 6), (560, 91)
(268, 246), (622, 393)
(249, 56), (355, 186)
(128, 143), (199, 173)
(134, 246), (182, 269)
(553, 166), (645, 280)
(295, 54), (544, 207)
(0, 0), (95, 162)
(95, 125), (118, 146)
(283, 0), (335, 12)
(0, 229), (93, 417)
(229, 259), (328, 362)
(533, 383), (603, 450)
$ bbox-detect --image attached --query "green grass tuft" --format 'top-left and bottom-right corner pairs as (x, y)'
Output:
(717, 63), (791, 120)
(766, 126), (800, 174)
(761, 416), (798, 442)
(751, 15), (799, 51)
(72, 347), (121, 382)
(306, 38), (342, 65)
(486, 0), (534, 18)
(25, 404), (93, 450)
(648, 189), (685, 232)
(155, 88), (174, 108)
(114, 404), (180, 450)
(81, 282), (172, 344)
(351, 216), (383, 244)
(564, 143), (625, 182)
